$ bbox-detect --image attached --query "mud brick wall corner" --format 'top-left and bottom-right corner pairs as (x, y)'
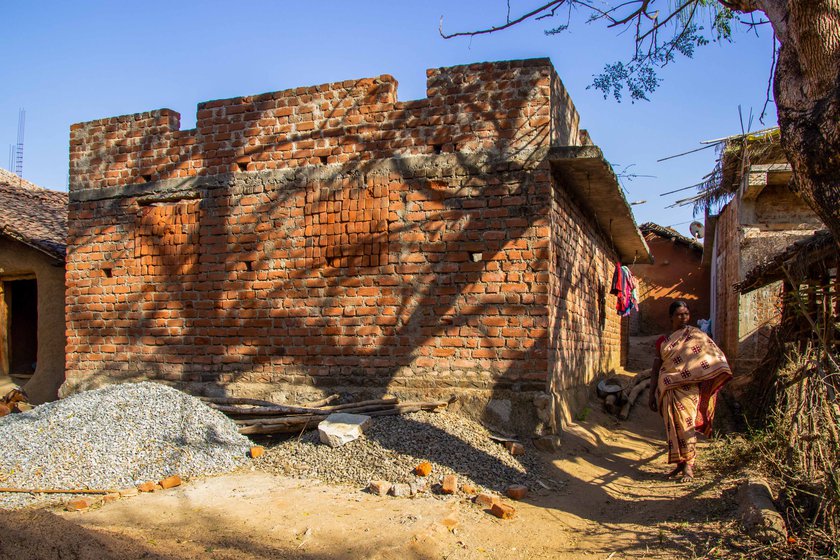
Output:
(66, 59), (623, 432)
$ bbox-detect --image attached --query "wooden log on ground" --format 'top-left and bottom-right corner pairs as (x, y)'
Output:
(305, 394), (340, 407)
(207, 403), (331, 416)
(619, 378), (650, 420)
(235, 398), (456, 434)
(325, 398), (399, 411)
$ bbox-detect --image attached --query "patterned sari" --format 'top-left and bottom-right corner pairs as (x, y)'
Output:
(655, 326), (732, 464)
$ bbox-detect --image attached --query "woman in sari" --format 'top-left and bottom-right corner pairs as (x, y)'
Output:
(649, 301), (732, 481)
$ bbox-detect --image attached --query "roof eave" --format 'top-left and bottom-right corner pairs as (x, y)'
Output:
(548, 145), (652, 264)
(0, 228), (66, 264)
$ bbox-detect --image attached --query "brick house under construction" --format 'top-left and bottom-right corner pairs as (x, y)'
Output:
(65, 58), (650, 433)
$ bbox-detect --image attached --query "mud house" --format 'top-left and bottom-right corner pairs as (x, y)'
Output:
(0, 168), (67, 404)
(704, 128), (825, 382)
(629, 222), (709, 336)
(65, 58), (650, 433)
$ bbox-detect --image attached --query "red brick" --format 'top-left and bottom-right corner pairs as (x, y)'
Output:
(65, 498), (94, 511)
(505, 485), (528, 500)
(137, 481), (157, 493)
(490, 502), (516, 519)
(159, 475), (182, 489)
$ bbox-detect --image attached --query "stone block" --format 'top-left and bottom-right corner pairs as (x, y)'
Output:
(533, 435), (561, 453)
(368, 480), (391, 496)
(460, 483), (477, 495)
(414, 461), (432, 476)
(505, 485), (528, 500)
(118, 487), (139, 497)
(318, 413), (372, 447)
(490, 502), (516, 519)
(409, 480), (427, 495)
(103, 493), (120, 504)
(441, 474), (458, 495)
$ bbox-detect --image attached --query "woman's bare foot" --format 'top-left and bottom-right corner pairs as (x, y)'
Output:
(666, 462), (686, 479)
(679, 464), (695, 483)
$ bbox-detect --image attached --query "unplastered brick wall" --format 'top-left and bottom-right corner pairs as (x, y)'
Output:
(66, 58), (624, 432)
(547, 180), (622, 427)
(70, 59), (565, 190)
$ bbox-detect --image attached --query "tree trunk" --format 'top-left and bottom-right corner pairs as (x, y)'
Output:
(750, 0), (840, 246)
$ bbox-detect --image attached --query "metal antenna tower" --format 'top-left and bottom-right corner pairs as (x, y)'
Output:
(15, 108), (25, 177)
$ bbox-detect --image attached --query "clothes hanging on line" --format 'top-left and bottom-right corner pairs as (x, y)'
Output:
(610, 262), (638, 316)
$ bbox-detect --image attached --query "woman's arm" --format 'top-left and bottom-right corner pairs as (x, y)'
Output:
(649, 357), (662, 412)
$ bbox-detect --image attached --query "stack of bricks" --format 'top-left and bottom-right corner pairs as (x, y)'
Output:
(65, 58), (624, 431)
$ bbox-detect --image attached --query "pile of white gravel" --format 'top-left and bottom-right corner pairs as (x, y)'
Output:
(254, 410), (550, 493)
(0, 382), (252, 510)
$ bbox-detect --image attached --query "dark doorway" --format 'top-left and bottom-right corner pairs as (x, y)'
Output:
(2, 279), (38, 378)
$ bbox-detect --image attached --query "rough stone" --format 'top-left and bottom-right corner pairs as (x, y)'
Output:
(318, 413), (372, 448)
(368, 480), (391, 496)
(504, 442), (525, 456)
(461, 483), (477, 495)
(441, 474), (458, 495)
(533, 435), (561, 453)
(389, 483), (411, 498)
(118, 488), (139, 497)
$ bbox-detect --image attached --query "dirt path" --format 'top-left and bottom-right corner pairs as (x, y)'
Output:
(0, 399), (739, 559)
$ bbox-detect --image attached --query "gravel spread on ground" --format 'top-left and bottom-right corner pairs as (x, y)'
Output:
(253, 410), (548, 493)
(0, 382), (251, 510)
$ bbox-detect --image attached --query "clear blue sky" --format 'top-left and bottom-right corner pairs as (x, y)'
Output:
(0, 1), (777, 237)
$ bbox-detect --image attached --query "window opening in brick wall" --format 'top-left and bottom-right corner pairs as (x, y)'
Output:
(237, 161), (248, 172)
(304, 178), (389, 270)
(135, 199), (202, 277)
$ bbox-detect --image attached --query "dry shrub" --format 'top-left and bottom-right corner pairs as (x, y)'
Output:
(754, 344), (839, 557)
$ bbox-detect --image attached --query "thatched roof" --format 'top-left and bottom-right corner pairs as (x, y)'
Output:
(639, 222), (702, 252)
(0, 168), (67, 262)
(736, 230), (835, 293)
(693, 127), (787, 214)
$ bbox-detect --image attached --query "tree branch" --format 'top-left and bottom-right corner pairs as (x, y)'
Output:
(440, 0), (566, 38)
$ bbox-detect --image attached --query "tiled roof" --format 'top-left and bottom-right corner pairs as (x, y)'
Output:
(639, 222), (703, 251)
(0, 168), (67, 262)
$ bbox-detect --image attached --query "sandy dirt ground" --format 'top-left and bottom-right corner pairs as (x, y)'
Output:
(0, 396), (741, 560)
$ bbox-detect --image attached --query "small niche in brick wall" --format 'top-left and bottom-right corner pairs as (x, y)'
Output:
(304, 176), (389, 270)
(134, 199), (201, 276)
